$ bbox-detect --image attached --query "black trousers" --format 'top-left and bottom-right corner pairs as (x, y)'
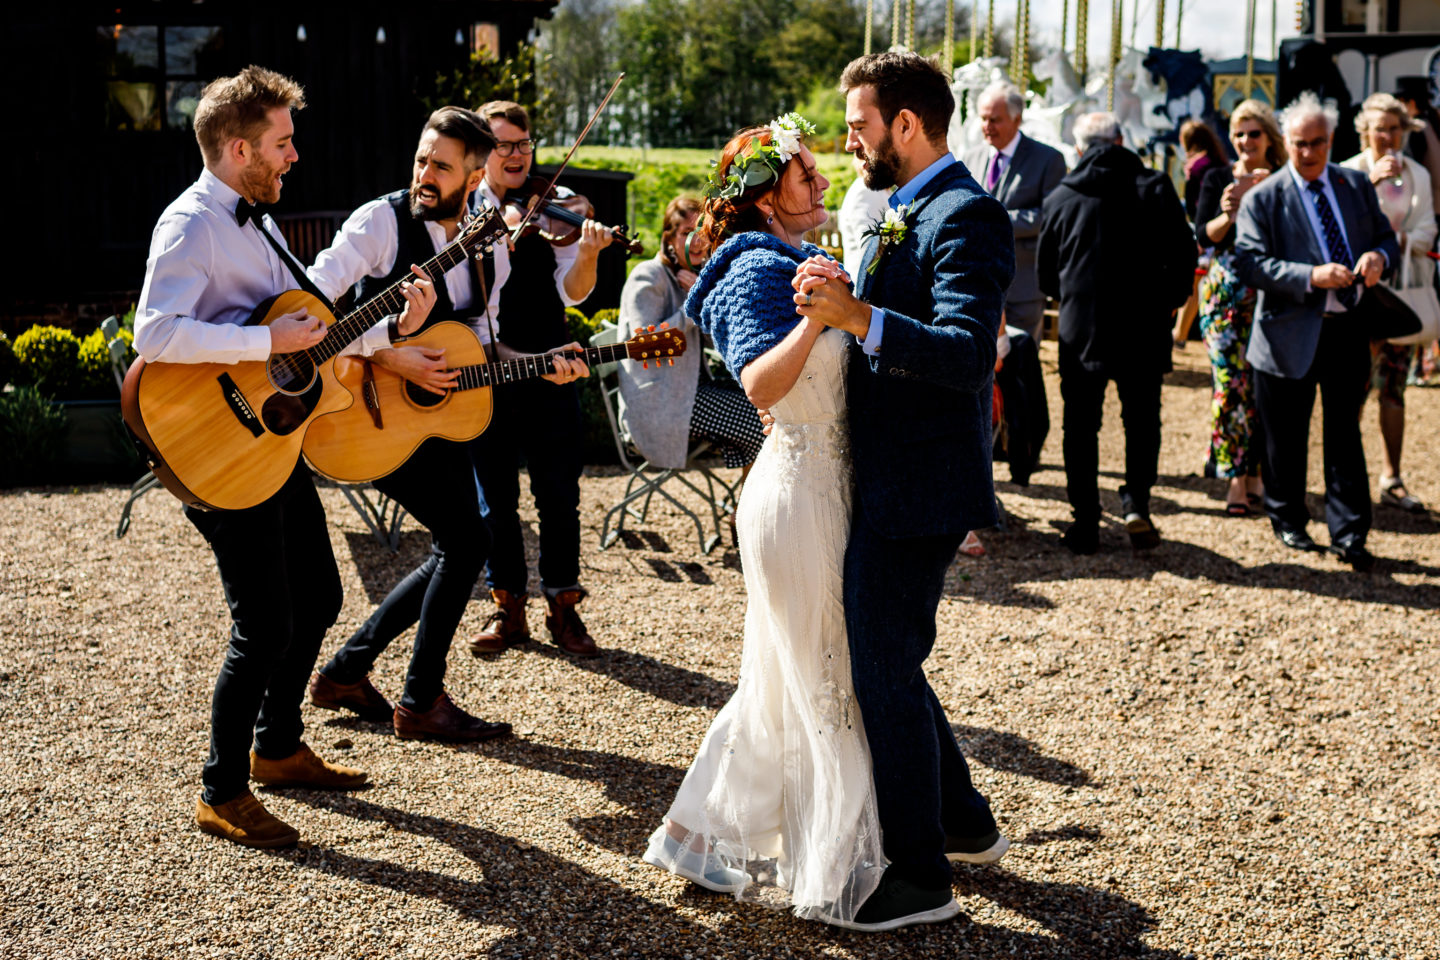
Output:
(470, 379), (584, 594)
(1253, 316), (1372, 547)
(323, 438), (488, 710)
(1059, 361), (1163, 523)
(186, 463), (343, 806)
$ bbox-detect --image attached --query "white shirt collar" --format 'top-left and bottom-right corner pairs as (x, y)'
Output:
(996, 131), (1022, 159)
(197, 167), (244, 217)
(1287, 160), (1333, 194)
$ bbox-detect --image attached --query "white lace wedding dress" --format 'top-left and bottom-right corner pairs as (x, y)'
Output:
(644, 327), (886, 922)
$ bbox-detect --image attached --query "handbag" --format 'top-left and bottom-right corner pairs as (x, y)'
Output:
(1386, 239), (1440, 346)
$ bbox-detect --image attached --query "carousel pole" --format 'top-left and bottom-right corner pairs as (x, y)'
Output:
(1156, 0), (1165, 46)
(1076, 0), (1089, 83)
(1018, 0), (1031, 93)
(1270, 0), (1278, 59)
(865, 0), (874, 55)
(970, 0), (979, 62)
(944, 0), (955, 75)
(1244, 0), (1256, 97)
(906, 0), (916, 49)
(1060, 0), (1069, 55)
(1108, 0), (1122, 111)
(1175, 0), (1182, 48)
(892, 0), (902, 49)
(984, 0), (995, 58)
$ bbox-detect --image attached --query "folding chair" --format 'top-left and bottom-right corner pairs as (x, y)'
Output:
(590, 322), (739, 555)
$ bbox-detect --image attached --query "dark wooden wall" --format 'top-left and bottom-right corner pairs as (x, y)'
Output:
(4, 2), (589, 331)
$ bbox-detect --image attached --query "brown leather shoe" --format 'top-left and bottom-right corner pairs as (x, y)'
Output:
(196, 790), (299, 848)
(309, 671), (394, 723)
(545, 588), (601, 658)
(393, 691), (512, 742)
(469, 589), (530, 656)
(250, 742), (367, 790)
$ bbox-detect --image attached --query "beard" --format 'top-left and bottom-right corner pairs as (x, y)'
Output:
(239, 155), (287, 204)
(860, 131), (903, 190)
(409, 181), (466, 221)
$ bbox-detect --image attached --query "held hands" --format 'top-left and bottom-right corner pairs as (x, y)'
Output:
(543, 342), (590, 385)
(268, 309), (327, 354)
(395, 265), (438, 337)
(374, 345), (458, 397)
(791, 257), (869, 338)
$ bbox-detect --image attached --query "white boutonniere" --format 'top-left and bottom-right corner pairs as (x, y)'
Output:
(861, 203), (911, 275)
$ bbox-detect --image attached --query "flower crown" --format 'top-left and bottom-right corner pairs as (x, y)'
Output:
(701, 112), (818, 202)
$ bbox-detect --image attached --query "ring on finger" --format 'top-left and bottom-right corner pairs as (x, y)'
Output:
(803, 292), (813, 306)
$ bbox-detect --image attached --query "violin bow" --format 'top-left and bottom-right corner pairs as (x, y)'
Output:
(506, 72), (627, 243)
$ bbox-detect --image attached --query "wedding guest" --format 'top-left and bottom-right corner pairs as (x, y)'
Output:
(1342, 93), (1436, 514)
(1037, 112), (1197, 554)
(1180, 118), (1229, 220)
(1395, 76), (1440, 384)
(617, 194), (764, 472)
(1193, 99), (1287, 516)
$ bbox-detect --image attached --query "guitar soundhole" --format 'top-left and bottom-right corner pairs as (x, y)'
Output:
(267, 352), (316, 395)
(261, 377), (322, 435)
(404, 381), (448, 409)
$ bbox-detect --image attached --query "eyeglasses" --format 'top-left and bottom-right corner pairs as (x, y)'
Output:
(1233, 129), (1265, 140)
(493, 139), (535, 157)
(1289, 136), (1330, 151)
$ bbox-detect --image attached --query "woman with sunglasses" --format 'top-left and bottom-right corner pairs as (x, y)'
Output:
(617, 194), (765, 477)
(1194, 99), (1289, 516)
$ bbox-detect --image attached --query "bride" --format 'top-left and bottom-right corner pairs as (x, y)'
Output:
(641, 114), (886, 923)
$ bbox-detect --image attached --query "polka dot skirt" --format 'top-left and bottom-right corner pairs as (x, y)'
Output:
(688, 382), (765, 468)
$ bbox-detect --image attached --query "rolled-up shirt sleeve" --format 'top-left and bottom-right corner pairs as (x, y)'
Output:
(134, 213), (272, 364)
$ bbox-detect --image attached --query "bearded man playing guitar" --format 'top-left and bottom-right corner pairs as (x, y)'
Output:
(133, 67), (435, 849)
(303, 106), (588, 741)
(467, 100), (614, 660)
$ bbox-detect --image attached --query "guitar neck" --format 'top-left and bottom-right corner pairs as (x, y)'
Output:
(306, 218), (498, 363)
(453, 343), (633, 391)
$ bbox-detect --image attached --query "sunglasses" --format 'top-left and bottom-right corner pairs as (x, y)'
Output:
(1233, 129), (1265, 140)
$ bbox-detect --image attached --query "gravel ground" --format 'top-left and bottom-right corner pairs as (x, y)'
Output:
(2, 342), (1437, 960)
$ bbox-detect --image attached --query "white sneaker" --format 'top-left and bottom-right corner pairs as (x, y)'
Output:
(642, 833), (749, 893)
(945, 829), (1010, 864)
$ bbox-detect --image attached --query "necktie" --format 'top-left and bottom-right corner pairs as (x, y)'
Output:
(235, 197), (264, 227)
(986, 151), (1003, 192)
(1306, 179), (1357, 309)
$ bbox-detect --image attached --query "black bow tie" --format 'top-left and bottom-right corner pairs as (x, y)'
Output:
(236, 198), (265, 227)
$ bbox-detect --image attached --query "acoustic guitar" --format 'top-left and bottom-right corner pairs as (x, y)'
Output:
(302, 321), (687, 484)
(121, 209), (509, 511)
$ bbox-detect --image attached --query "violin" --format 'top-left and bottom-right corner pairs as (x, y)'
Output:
(504, 175), (644, 257)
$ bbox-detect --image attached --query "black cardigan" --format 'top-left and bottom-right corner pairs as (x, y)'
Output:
(1193, 165), (1237, 249)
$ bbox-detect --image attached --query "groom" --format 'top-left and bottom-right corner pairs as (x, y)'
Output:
(796, 51), (1014, 932)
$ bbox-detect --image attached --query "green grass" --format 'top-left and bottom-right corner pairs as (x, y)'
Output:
(537, 145), (857, 265)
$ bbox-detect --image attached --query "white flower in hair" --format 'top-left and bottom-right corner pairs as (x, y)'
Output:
(769, 112), (818, 163)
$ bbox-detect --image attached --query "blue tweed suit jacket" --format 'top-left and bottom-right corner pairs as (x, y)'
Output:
(850, 159), (1016, 538)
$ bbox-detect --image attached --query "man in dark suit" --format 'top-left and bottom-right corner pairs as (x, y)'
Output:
(1036, 113), (1197, 554)
(795, 51), (1014, 933)
(962, 80), (1068, 341)
(1233, 91), (1398, 570)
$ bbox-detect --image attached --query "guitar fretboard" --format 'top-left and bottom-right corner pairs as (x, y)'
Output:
(306, 212), (504, 363)
(454, 343), (635, 391)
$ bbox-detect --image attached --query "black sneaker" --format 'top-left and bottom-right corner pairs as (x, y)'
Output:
(1062, 522), (1099, 555)
(820, 869), (961, 933)
(1124, 512), (1160, 550)
(945, 828), (1010, 864)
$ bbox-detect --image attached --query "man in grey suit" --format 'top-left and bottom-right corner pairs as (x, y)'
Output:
(962, 80), (1068, 341)
(1233, 92), (1398, 571)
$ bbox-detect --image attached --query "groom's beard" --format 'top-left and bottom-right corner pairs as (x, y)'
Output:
(859, 132), (903, 191)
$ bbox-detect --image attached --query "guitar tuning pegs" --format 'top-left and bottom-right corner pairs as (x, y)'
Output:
(642, 361), (649, 369)
(668, 358), (674, 366)
(647, 325), (655, 332)
(659, 322), (668, 329)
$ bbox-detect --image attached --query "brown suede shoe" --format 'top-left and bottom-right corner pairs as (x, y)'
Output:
(250, 742), (367, 790)
(393, 691), (513, 742)
(196, 790), (299, 849)
(309, 671), (394, 723)
(545, 588), (601, 658)
(468, 589), (530, 656)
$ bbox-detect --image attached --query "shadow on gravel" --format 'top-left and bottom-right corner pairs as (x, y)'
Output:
(1019, 825), (1104, 844)
(952, 726), (1092, 787)
(526, 643), (735, 709)
(343, 530), (434, 604)
(279, 792), (1184, 960)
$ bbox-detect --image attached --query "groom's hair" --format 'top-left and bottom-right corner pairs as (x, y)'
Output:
(840, 52), (953, 145)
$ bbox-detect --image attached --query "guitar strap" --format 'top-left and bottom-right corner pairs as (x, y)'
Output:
(254, 216), (336, 313)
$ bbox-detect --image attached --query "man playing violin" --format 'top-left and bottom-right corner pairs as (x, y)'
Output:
(468, 100), (615, 659)
(303, 106), (588, 741)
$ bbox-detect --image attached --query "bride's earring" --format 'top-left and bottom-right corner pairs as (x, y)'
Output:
(767, 215), (774, 224)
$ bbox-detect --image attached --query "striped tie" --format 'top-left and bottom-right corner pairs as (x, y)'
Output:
(1306, 179), (1357, 309)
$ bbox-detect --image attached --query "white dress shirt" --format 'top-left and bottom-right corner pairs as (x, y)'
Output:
(474, 179), (590, 313)
(308, 195), (494, 352)
(985, 131), (1022, 189)
(1288, 162), (1358, 314)
(134, 168), (299, 364)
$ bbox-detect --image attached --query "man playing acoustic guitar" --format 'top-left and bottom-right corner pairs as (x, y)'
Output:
(133, 66), (436, 849)
(304, 107), (588, 741)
